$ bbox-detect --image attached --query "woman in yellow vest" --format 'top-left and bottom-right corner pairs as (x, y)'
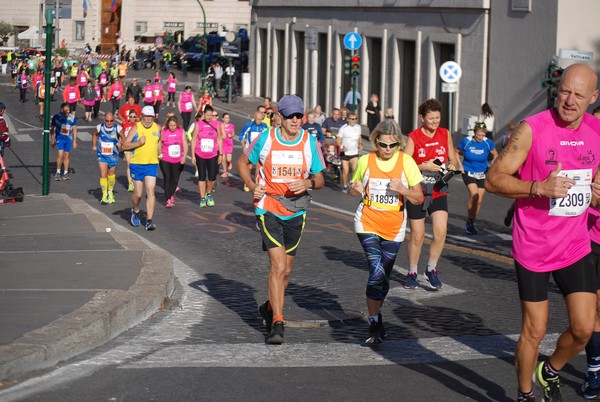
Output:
(349, 119), (424, 344)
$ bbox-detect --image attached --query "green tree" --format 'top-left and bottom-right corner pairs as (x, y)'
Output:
(0, 21), (15, 46)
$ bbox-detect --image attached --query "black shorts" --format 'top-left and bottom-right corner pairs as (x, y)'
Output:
(406, 195), (448, 220)
(515, 254), (596, 302)
(592, 241), (600, 290)
(341, 153), (358, 161)
(256, 212), (306, 256)
(195, 155), (218, 181)
(462, 173), (485, 189)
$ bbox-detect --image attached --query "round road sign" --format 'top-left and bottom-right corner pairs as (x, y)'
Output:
(439, 61), (462, 83)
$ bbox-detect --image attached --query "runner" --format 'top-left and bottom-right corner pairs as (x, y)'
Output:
(403, 98), (462, 290)
(91, 112), (122, 204)
(122, 105), (161, 231)
(220, 112), (235, 178)
(178, 86), (196, 131)
(159, 115), (187, 208)
(166, 72), (177, 107)
(486, 63), (600, 402)
(190, 105), (222, 207)
(50, 102), (78, 180)
(456, 121), (498, 234)
(152, 78), (164, 119)
(238, 109), (268, 192)
(120, 109), (139, 192)
(349, 119), (423, 344)
(237, 95), (326, 345)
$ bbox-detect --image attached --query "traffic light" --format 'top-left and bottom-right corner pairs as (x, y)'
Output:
(542, 61), (564, 109)
(200, 38), (207, 53)
(344, 53), (352, 76)
(351, 55), (360, 77)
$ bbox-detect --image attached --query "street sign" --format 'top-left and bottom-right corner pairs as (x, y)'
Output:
(559, 48), (593, 62)
(344, 32), (362, 51)
(441, 82), (458, 93)
(220, 41), (240, 58)
(306, 27), (318, 51)
(439, 61), (462, 83)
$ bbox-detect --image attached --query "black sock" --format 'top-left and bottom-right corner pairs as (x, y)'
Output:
(543, 361), (559, 378)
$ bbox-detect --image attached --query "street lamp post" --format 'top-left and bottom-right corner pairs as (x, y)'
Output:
(42, 9), (54, 195)
(195, 0), (207, 77)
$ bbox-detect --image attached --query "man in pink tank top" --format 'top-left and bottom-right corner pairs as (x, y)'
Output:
(486, 63), (600, 401)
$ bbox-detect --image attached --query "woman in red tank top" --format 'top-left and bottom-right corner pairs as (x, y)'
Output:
(402, 98), (462, 290)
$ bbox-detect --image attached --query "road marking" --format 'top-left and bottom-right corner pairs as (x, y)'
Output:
(11, 134), (34, 142)
(77, 132), (92, 141)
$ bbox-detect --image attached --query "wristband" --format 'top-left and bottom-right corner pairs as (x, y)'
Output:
(529, 181), (536, 197)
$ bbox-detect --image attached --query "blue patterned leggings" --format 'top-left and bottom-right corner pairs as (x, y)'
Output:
(357, 233), (401, 301)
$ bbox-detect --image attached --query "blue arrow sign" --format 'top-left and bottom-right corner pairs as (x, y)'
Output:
(344, 32), (362, 51)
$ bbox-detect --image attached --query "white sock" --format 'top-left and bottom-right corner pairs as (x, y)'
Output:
(426, 261), (437, 272)
(369, 314), (379, 323)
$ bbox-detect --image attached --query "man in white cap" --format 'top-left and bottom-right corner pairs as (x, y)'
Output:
(122, 105), (161, 230)
(237, 95), (326, 345)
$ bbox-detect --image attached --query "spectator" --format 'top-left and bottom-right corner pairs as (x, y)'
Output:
(365, 93), (381, 133)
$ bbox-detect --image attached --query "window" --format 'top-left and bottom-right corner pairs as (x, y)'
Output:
(512, 0), (532, 12)
(75, 21), (85, 41)
(135, 21), (148, 35)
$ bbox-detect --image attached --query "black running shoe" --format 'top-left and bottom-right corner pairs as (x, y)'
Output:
(266, 321), (284, 345)
(258, 300), (273, 333)
(365, 319), (383, 344)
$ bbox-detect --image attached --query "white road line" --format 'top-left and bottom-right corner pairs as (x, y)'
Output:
(11, 134), (34, 142)
(77, 131), (92, 141)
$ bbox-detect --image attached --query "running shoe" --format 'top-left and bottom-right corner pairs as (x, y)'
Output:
(582, 371), (600, 399)
(243, 184), (249, 192)
(175, 187), (180, 194)
(341, 184), (349, 194)
(127, 182), (134, 192)
(107, 193), (115, 204)
(220, 172), (228, 179)
(100, 194), (109, 205)
(365, 318), (383, 345)
(228, 162), (232, 170)
(62, 172), (70, 180)
(266, 321), (285, 345)
(258, 300), (273, 334)
(535, 361), (563, 401)
(166, 199), (174, 208)
(199, 198), (207, 208)
(424, 270), (443, 290)
(130, 209), (141, 227)
(194, 170), (199, 178)
(206, 194), (215, 207)
(465, 220), (478, 235)
(145, 219), (156, 231)
(517, 392), (536, 402)
(54, 171), (62, 181)
(404, 272), (418, 289)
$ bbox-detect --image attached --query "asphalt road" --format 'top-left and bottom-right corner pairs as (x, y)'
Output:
(0, 69), (588, 401)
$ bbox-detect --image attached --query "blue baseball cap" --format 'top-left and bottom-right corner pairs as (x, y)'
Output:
(277, 95), (304, 117)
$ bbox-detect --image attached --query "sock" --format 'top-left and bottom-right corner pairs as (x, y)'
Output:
(107, 174), (116, 193)
(517, 390), (534, 399)
(369, 314), (379, 323)
(586, 332), (600, 372)
(272, 314), (284, 324)
(426, 261), (437, 272)
(56, 169), (61, 174)
(409, 266), (418, 274)
(100, 177), (108, 196)
(543, 361), (559, 379)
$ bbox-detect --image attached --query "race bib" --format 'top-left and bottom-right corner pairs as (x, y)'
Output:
(100, 141), (114, 156)
(200, 138), (215, 153)
(154, 89), (160, 96)
(145, 90), (152, 98)
(271, 150), (303, 183)
(113, 90), (120, 97)
(68, 92), (76, 100)
(467, 171), (486, 180)
(60, 124), (71, 135)
(55, 71), (61, 77)
(169, 83), (176, 90)
(249, 131), (260, 143)
(368, 178), (400, 209)
(167, 144), (181, 158)
(100, 77), (107, 85)
(185, 101), (192, 110)
(549, 169), (592, 217)
(50, 76), (56, 83)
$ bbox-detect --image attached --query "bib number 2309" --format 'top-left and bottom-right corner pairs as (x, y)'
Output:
(549, 169), (592, 217)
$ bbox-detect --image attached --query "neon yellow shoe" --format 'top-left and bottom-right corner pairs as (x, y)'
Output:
(107, 193), (115, 204)
(127, 182), (134, 192)
(100, 194), (109, 205)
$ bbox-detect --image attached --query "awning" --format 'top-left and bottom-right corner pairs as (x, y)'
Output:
(18, 26), (42, 40)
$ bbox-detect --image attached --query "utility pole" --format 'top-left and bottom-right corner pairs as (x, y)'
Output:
(195, 0), (207, 77)
(42, 8), (54, 195)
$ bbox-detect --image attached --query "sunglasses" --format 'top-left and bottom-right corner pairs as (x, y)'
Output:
(348, 117), (357, 120)
(377, 141), (400, 149)
(283, 113), (303, 120)
(128, 115), (137, 118)
(105, 119), (115, 122)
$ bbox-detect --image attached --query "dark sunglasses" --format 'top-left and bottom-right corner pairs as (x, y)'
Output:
(283, 112), (303, 120)
(128, 115), (137, 118)
(348, 117), (357, 120)
(105, 119), (115, 122)
(377, 141), (400, 149)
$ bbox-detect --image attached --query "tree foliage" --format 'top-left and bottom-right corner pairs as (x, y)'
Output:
(0, 21), (15, 46)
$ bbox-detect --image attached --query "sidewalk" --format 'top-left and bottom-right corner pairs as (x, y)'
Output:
(0, 194), (174, 381)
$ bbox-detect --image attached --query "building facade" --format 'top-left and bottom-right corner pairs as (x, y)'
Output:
(249, 0), (600, 138)
(4, 0), (251, 53)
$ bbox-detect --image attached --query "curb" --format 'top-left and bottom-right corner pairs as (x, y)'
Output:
(0, 195), (175, 380)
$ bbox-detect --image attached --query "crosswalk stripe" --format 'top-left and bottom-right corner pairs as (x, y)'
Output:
(77, 132), (92, 141)
(11, 134), (34, 142)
